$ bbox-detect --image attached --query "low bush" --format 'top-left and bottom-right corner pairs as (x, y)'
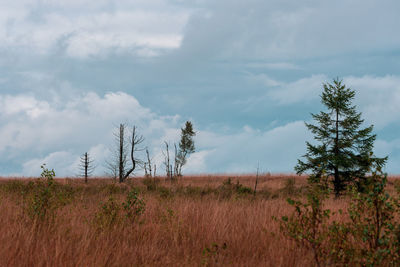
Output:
(123, 189), (146, 223)
(217, 178), (253, 199)
(277, 168), (400, 266)
(142, 177), (159, 191)
(22, 165), (72, 222)
(94, 188), (146, 229)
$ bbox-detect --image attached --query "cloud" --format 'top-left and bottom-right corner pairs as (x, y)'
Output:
(374, 138), (400, 174)
(245, 62), (300, 70)
(1, 87), (400, 176)
(250, 74), (400, 132)
(0, 1), (399, 176)
(266, 74), (326, 105)
(22, 151), (77, 177)
(174, 0), (400, 62)
(0, 1), (190, 58)
(344, 75), (400, 129)
(190, 121), (311, 173)
(0, 90), (182, 176)
(0, 88), (312, 176)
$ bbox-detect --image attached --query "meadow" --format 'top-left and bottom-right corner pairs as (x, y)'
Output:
(0, 174), (399, 266)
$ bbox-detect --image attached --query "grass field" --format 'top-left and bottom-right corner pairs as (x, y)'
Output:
(0, 174), (398, 266)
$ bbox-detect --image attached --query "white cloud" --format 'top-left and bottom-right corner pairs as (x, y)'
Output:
(267, 74), (326, 104)
(0, 90), (182, 174)
(2, 86), (399, 176)
(22, 151), (77, 177)
(0, 2), (190, 58)
(191, 121), (311, 173)
(182, 150), (213, 173)
(0, 88), (313, 176)
(374, 138), (400, 174)
(344, 75), (400, 129)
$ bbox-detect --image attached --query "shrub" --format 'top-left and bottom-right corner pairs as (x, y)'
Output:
(95, 188), (146, 229)
(142, 177), (158, 191)
(337, 170), (400, 265)
(277, 168), (400, 266)
(95, 196), (121, 229)
(0, 180), (27, 194)
(217, 178), (253, 199)
(280, 178), (297, 196)
(277, 184), (331, 267)
(123, 189), (146, 223)
(157, 186), (172, 199)
(22, 165), (62, 222)
(202, 242), (228, 266)
(234, 181), (253, 195)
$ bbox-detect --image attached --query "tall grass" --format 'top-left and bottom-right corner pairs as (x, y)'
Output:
(0, 174), (394, 266)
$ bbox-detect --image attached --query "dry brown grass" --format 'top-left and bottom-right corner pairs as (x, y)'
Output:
(0, 174), (398, 266)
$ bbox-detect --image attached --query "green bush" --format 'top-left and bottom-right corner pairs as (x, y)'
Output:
(277, 168), (400, 266)
(217, 178), (253, 199)
(95, 196), (121, 229)
(277, 184), (331, 267)
(22, 165), (63, 222)
(123, 189), (146, 223)
(95, 188), (146, 229)
(337, 171), (400, 265)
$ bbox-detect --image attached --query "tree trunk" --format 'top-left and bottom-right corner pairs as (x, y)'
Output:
(119, 124), (124, 183)
(334, 103), (340, 197)
(84, 152), (88, 183)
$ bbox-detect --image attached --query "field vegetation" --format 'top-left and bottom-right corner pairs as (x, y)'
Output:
(0, 173), (399, 266)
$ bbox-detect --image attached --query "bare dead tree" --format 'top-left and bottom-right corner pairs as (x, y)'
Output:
(107, 124), (144, 183)
(163, 141), (172, 180)
(144, 163), (148, 177)
(254, 163), (259, 197)
(174, 143), (179, 177)
(78, 152), (95, 183)
(146, 148), (153, 177)
(122, 125), (144, 182)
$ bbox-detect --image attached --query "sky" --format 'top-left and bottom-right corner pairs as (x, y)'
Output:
(1, 0), (400, 177)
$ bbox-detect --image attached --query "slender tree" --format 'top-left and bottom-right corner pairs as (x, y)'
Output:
(176, 121), (196, 176)
(163, 141), (172, 180)
(144, 148), (155, 177)
(295, 78), (387, 196)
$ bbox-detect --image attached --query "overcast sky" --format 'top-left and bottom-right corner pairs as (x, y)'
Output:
(1, 0), (400, 176)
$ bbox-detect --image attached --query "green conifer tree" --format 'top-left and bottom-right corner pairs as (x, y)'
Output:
(295, 78), (387, 196)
